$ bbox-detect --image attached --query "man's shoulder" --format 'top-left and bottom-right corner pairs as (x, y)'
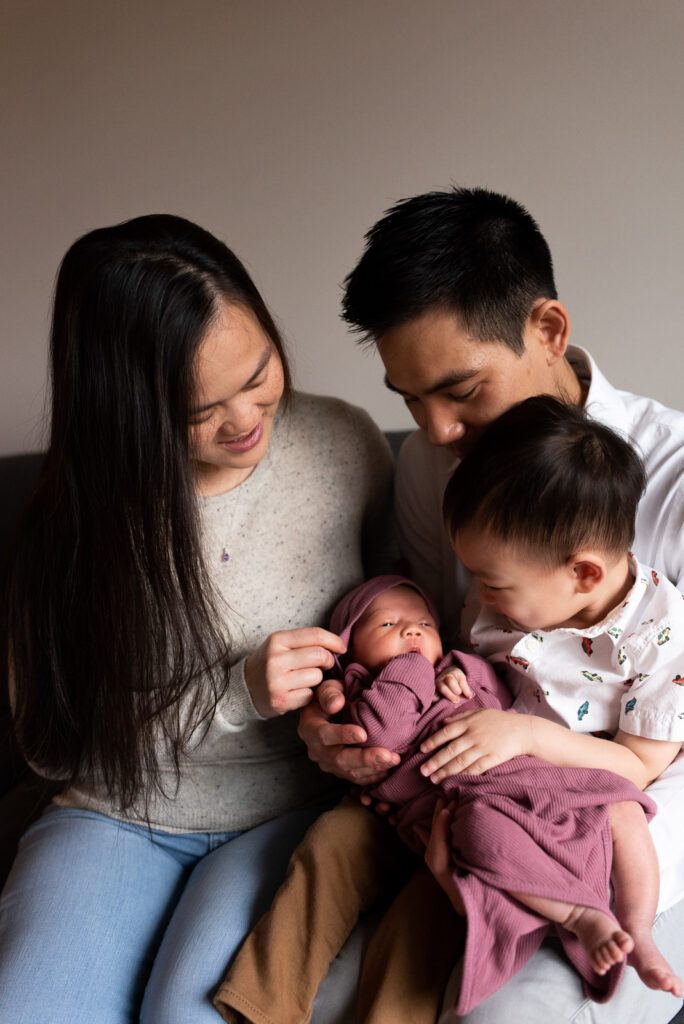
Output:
(582, 351), (684, 513)
(620, 390), (684, 459)
(620, 388), (684, 508)
(581, 347), (684, 449)
(396, 428), (455, 488)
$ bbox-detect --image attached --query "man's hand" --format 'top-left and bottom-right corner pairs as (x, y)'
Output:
(434, 665), (473, 704)
(298, 678), (400, 784)
(419, 708), (531, 783)
(244, 627), (347, 719)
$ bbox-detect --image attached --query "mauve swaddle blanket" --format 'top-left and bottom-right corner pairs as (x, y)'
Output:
(441, 757), (654, 1013)
(334, 576), (656, 1013)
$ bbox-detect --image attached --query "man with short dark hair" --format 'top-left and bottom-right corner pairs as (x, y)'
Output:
(300, 187), (684, 1022)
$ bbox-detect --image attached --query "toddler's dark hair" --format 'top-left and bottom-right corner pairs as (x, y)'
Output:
(443, 395), (646, 565)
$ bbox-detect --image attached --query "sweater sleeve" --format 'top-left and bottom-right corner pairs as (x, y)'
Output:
(212, 656), (264, 727)
(344, 652), (436, 754)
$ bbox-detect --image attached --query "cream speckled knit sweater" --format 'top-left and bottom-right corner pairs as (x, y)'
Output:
(53, 392), (394, 831)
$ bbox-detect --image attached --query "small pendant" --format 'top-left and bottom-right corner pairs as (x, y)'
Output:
(221, 548), (230, 563)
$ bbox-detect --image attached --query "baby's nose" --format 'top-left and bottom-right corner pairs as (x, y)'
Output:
(402, 623), (423, 636)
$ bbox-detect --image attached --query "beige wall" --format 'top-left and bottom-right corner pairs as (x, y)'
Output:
(1, 0), (682, 454)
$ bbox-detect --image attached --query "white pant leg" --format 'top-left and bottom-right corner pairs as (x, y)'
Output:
(439, 900), (684, 1024)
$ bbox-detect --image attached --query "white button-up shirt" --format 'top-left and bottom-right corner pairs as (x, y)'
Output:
(466, 554), (684, 742)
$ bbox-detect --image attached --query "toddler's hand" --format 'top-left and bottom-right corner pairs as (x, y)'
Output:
(434, 666), (473, 704)
(420, 708), (530, 782)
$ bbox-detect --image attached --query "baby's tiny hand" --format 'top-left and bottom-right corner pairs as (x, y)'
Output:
(435, 666), (473, 704)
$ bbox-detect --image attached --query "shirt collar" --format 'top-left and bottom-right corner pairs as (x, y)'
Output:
(548, 552), (646, 640)
(566, 345), (631, 438)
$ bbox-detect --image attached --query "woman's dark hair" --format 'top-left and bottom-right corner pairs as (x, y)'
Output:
(443, 395), (646, 565)
(8, 214), (290, 812)
(342, 186), (557, 355)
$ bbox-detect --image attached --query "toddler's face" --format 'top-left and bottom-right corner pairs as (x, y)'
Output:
(453, 527), (585, 631)
(350, 586), (442, 671)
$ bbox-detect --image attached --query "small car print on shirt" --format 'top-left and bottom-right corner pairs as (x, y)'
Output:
(506, 654), (530, 670)
(657, 627), (671, 646)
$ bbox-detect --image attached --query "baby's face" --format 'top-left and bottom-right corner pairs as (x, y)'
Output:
(350, 586), (443, 671)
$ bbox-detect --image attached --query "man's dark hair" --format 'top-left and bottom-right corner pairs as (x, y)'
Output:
(342, 187), (557, 355)
(442, 395), (646, 565)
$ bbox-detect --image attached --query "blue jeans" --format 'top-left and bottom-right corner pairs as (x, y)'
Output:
(0, 800), (354, 1024)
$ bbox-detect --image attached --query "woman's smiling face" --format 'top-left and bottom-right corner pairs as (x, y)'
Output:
(189, 302), (284, 495)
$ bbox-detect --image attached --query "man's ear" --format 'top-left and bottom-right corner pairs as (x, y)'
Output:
(528, 299), (570, 365)
(569, 552), (606, 593)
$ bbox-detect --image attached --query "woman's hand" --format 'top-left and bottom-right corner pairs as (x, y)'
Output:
(244, 627), (347, 719)
(297, 681), (400, 785)
(419, 708), (532, 783)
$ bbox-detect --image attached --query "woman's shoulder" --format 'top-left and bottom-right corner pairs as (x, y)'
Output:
(267, 393), (392, 514)
(286, 390), (381, 428)
(279, 391), (389, 453)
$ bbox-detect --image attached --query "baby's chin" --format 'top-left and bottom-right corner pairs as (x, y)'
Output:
(375, 649), (440, 669)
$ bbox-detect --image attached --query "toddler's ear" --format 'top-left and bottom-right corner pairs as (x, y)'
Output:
(570, 552), (606, 593)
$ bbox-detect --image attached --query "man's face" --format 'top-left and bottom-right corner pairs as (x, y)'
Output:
(377, 308), (562, 459)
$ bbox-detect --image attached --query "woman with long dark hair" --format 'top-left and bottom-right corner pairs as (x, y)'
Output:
(0, 214), (392, 1022)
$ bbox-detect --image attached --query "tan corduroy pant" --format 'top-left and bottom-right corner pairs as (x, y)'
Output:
(213, 797), (463, 1024)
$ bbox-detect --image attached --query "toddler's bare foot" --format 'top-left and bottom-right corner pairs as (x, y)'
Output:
(563, 905), (633, 975)
(628, 927), (683, 997)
